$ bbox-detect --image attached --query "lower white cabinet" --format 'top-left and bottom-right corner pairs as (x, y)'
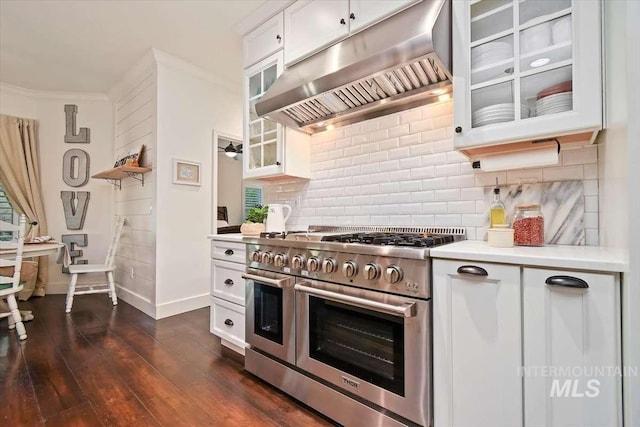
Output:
(209, 236), (247, 354)
(523, 268), (622, 427)
(434, 259), (622, 427)
(433, 259), (522, 427)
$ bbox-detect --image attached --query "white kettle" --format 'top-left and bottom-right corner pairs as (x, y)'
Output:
(266, 204), (292, 233)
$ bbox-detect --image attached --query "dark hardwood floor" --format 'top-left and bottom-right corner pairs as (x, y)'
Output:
(0, 294), (336, 426)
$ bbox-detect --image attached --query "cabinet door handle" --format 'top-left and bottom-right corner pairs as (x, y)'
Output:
(457, 265), (488, 276)
(224, 249), (234, 255)
(224, 279), (234, 285)
(455, 126), (462, 134)
(224, 319), (234, 326)
(275, 161), (281, 166)
(349, 13), (355, 20)
(276, 34), (282, 42)
(545, 275), (589, 289)
(340, 18), (346, 25)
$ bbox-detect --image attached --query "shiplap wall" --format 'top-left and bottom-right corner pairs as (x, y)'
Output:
(113, 69), (157, 310)
(264, 100), (600, 245)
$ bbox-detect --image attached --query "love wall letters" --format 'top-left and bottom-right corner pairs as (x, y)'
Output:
(61, 105), (91, 271)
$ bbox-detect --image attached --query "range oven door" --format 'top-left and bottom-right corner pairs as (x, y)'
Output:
(243, 268), (296, 365)
(295, 279), (431, 427)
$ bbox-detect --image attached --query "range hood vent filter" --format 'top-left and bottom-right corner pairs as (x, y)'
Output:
(256, 0), (452, 134)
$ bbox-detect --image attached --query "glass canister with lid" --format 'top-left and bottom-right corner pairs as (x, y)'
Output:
(513, 204), (544, 246)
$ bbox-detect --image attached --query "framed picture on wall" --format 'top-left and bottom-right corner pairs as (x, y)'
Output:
(173, 159), (201, 186)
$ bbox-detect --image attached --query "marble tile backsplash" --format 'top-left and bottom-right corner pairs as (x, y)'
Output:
(264, 100), (599, 245)
(484, 182), (585, 245)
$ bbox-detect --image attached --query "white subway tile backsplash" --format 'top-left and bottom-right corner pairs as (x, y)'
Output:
(263, 103), (599, 245)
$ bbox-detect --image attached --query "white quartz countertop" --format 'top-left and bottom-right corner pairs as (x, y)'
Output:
(430, 241), (628, 273)
(207, 233), (244, 243)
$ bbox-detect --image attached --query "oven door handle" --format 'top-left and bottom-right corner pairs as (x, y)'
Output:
(294, 284), (417, 318)
(242, 272), (294, 288)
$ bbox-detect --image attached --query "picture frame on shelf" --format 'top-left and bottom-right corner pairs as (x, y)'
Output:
(114, 144), (144, 168)
(173, 158), (201, 186)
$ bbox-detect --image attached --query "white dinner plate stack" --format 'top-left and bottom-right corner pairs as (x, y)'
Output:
(472, 41), (512, 69)
(472, 103), (530, 127)
(535, 92), (573, 116)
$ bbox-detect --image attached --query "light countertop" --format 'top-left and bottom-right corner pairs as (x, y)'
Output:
(207, 233), (244, 243)
(430, 241), (628, 273)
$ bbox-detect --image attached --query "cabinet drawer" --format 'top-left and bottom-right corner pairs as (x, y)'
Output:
(243, 13), (284, 67)
(211, 240), (246, 263)
(211, 259), (245, 306)
(210, 296), (246, 349)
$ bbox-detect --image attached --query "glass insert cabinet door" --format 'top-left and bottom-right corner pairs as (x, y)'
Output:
(453, 0), (602, 148)
(245, 52), (283, 175)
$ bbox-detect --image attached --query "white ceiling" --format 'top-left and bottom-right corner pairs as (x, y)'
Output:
(0, 0), (267, 94)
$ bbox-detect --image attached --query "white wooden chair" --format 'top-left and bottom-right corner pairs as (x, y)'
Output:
(0, 214), (28, 340)
(65, 216), (126, 313)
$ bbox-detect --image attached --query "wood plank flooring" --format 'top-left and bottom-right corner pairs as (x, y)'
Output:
(0, 294), (336, 426)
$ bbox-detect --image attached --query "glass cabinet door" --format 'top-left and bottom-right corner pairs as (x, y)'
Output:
(466, 0), (574, 130)
(246, 57), (281, 174)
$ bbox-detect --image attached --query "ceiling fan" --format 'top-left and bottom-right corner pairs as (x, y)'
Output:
(219, 142), (243, 159)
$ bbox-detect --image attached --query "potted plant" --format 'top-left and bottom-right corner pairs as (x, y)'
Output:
(240, 205), (268, 235)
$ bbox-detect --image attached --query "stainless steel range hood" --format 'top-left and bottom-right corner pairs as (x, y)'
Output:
(255, 0), (451, 134)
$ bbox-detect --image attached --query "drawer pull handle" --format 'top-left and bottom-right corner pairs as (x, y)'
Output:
(224, 279), (234, 285)
(545, 275), (589, 289)
(224, 249), (234, 255)
(457, 265), (488, 276)
(224, 319), (234, 326)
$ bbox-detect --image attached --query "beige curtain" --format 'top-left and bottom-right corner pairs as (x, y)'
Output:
(0, 114), (48, 299)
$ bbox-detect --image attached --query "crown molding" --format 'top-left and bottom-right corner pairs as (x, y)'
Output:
(232, 0), (294, 36)
(151, 49), (241, 95)
(0, 82), (109, 101)
(107, 50), (157, 102)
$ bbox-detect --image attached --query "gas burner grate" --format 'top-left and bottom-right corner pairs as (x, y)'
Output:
(321, 232), (457, 248)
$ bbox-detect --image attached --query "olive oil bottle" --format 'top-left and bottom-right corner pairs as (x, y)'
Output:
(490, 178), (506, 228)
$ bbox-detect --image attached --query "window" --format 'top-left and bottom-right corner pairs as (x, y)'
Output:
(243, 185), (263, 221)
(0, 182), (18, 241)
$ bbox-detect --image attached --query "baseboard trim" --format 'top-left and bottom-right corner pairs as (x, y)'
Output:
(154, 293), (210, 319)
(115, 285), (156, 318)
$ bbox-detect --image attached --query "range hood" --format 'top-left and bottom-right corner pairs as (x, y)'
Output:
(255, 0), (452, 134)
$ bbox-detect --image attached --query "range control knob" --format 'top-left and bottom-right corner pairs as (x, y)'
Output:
(307, 256), (320, 272)
(251, 250), (262, 262)
(292, 254), (307, 269)
(363, 263), (380, 280)
(261, 251), (274, 265)
(322, 258), (338, 274)
(384, 265), (404, 284)
(342, 261), (359, 278)
(274, 253), (288, 267)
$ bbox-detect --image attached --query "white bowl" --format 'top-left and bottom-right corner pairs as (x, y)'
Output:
(552, 16), (572, 44)
(521, 22), (552, 53)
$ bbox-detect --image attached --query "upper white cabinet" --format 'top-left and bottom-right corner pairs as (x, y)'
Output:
(452, 0), (603, 151)
(243, 51), (311, 180)
(284, 0), (350, 65)
(284, 0), (419, 65)
(523, 268), (622, 427)
(243, 13), (284, 68)
(433, 259), (523, 427)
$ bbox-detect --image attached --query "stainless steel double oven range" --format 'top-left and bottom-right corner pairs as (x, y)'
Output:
(242, 226), (464, 427)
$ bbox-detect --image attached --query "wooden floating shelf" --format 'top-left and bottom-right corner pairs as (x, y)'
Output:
(91, 166), (152, 190)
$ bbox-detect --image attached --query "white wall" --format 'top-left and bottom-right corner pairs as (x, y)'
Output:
(217, 154), (243, 225)
(110, 53), (158, 316)
(265, 100), (600, 244)
(154, 52), (242, 318)
(0, 84), (113, 293)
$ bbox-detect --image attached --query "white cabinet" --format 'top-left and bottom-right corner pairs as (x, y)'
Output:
(433, 260), (523, 427)
(243, 51), (311, 180)
(243, 13), (284, 68)
(523, 268), (622, 427)
(284, 0), (419, 65)
(452, 0), (603, 152)
(284, 0), (349, 65)
(209, 236), (247, 354)
(349, 0), (418, 33)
